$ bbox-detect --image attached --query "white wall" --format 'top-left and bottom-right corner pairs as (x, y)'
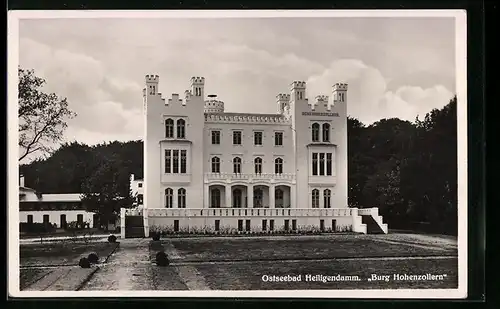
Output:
(20, 210), (95, 227)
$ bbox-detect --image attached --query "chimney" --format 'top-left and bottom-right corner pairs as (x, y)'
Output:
(20, 174), (25, 187)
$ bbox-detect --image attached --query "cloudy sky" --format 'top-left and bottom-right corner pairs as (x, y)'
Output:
(19, 16), (456, 147)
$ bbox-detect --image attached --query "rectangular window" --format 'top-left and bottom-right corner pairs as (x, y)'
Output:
(326, 153), (332, 176)
(137, 194), (144, 205)
(284, 219), (290, 231)
(215, 220), (220, 231)
(165, 150), (171, 173)
(27, 215), (33, 224)
(238, 220), (243, 232)
(138, 183), (143, 188)
(174, 220), (179, 232)
(262, 219), (267, 231)
(274, 132), (283, 146)
(173, 150), (179, 174)
(319, 153), (325, 176)
(320, 219), (325, 232)
(312, 153), (318, 176)
(233, 131), (242, 145)
(77, 214), (83, 224)
(254, 131), (263, 145)
(332, 219), (337, 232)
(211, 130), (220, 145)
(269, 219), (275, 231)
(43, 214), (49, 224)
(245, 220), (251, 232)
(180, 150), (187, 174)
(292, 219), (297, 231)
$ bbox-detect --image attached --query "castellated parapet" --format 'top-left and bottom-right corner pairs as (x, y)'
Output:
(333, 82), (348, 91)
(191, 76), (205, 84)
(204, 95), (225, 113)
(168, 93), (184, 106)
(146, 74), (159, 83)
(291, 81), (306, 89)
(276, 93), (291, 101)
(315, 95), (329, 104)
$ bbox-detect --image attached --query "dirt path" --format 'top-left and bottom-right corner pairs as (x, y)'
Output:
(81, 239), (154, 290)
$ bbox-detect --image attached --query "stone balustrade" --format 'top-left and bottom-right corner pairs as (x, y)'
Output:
(146, 207), (355, 218)
(204, 113), (290, 124)
(205, 172), (295, 182)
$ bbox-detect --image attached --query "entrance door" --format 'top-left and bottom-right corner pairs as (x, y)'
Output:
(233, 189), (242, 208)
(60, 214), (67, 229)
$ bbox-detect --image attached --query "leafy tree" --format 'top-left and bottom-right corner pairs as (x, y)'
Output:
(18, 68), (76, 162)
(80, 153), (135, 231)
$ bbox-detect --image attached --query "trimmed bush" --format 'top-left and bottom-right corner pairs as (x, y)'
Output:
(152, 232), (160, 241)
(108, 235), (117, 243)
(79, 257), (91, 268)
(19, 222), (55, 234)
(156, 251), (169, 266)
(87, 253), (99, 264)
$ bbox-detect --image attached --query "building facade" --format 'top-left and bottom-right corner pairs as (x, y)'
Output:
(142, 75), (387, 235)
(19, 176), (96, 228)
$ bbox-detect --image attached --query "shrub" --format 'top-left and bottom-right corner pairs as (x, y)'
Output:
(108, 235), (117, 243)
(151, 232), (160, 241)
(156, 251), (169, 266)
(79, 257), (91, 268)
(87, 253), (99, 264)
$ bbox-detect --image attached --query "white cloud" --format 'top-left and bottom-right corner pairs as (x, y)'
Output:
(306, 59), (454, 124)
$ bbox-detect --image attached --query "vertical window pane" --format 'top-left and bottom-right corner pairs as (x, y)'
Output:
(180, 150), (187, 173)
(173, 150), (179, 173)
(312, 153), (318, 176)
(319, 153), (325, 176)
(165, 150), (171, 173)
(326, 153), (332, 176)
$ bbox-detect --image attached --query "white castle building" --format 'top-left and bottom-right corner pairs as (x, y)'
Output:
(140, 75), (387, 236)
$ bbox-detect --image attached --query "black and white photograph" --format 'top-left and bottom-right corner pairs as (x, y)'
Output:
(8, 10), (467, 298)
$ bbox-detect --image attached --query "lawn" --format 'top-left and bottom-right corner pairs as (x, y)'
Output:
(166, 234), (457, 262)
(194, 257), (458, 290)
(20, 240), (119, 267)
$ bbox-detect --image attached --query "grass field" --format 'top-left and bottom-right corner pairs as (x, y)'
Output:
(19, 233), (458, 291)
(19, 240), (119, 290)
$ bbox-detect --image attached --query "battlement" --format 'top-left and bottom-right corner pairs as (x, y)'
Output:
(291, 81), (306, 89)
(276, 93), (290, 101)
(315, 95), (329, 104)
(167, 93), (183, 106)
(146, 74), (159, 83)
(191, 76), (205, 84)
(333, 82), (348, 91)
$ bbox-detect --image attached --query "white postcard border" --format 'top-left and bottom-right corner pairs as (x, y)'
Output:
(8, 9), (468, 299)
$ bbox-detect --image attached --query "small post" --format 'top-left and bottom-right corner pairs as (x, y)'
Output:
(120, 208), (126, 239)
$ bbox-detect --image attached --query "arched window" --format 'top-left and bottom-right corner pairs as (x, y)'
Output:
(233, 157), (242, 174)
(322, 123), (330, 142)
(165, 188), (173, 208)
(275, 188), (284, 208)
(177, 119), (186, 139)
(312, 189), (319, 208)
(178, 188), (186, 208)
(211, 156), (220, 173)
(323, 189), (331, 208)
(274, 157), (283, 174)
(211, 188), (221, 208)
(311, 123), (320, 142)
(254, 157), (262, 174)
(165, 119), (174, 138)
